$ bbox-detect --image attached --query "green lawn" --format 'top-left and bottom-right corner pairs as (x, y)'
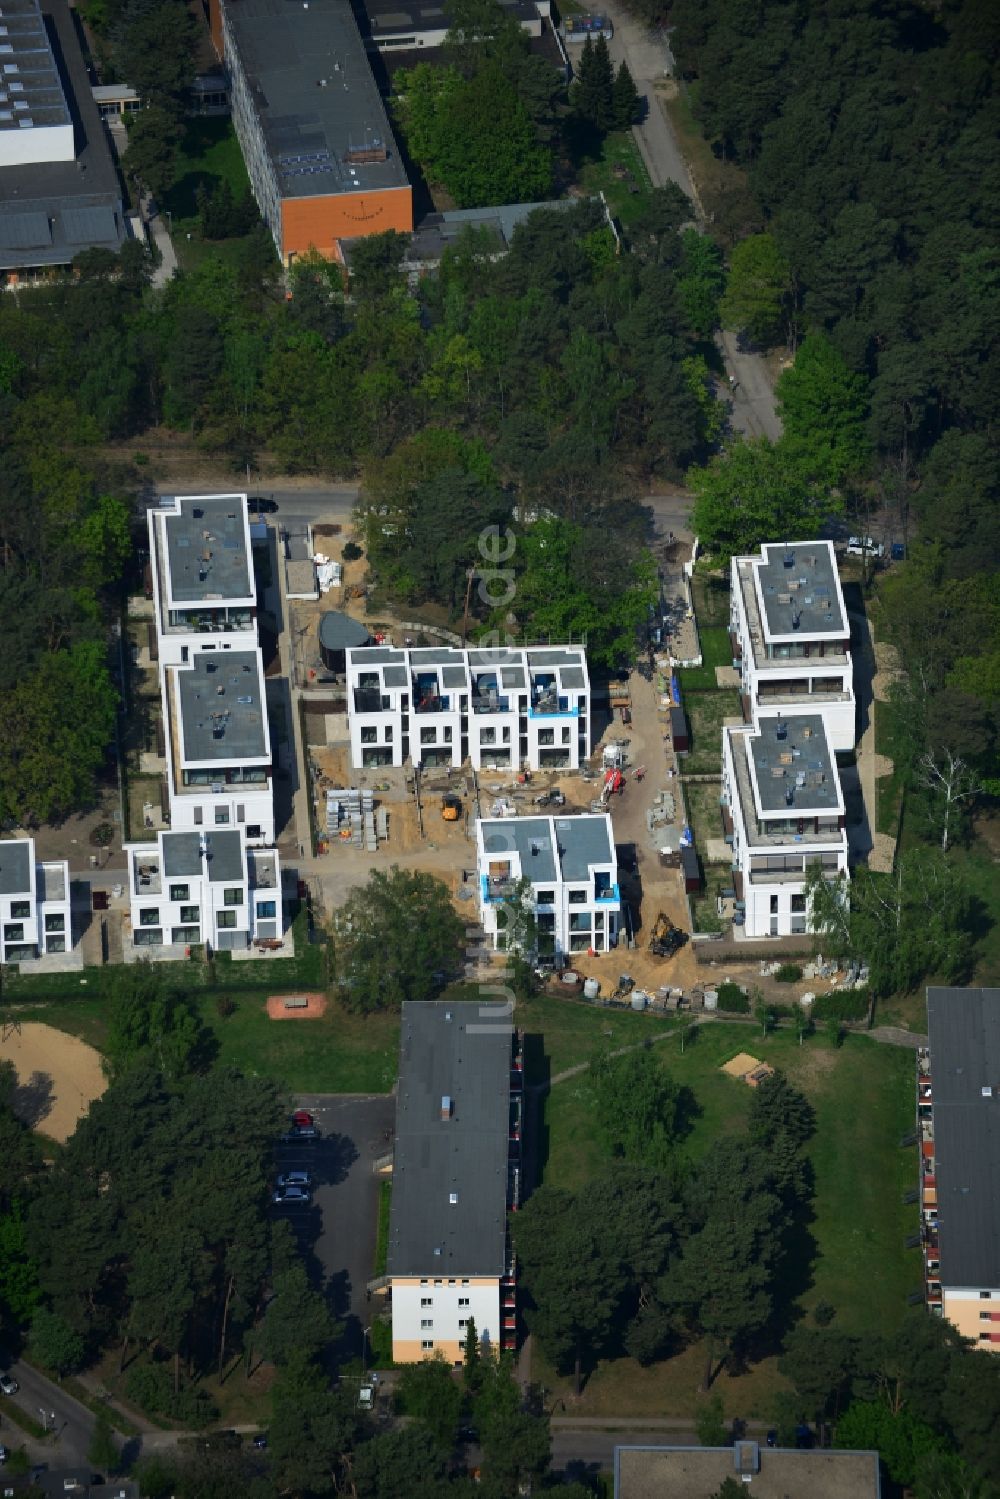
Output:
(684, 779), (726, 854)
(163, 117), (253, 226)
(682, 689), (742, 774)
(517, 990), (679, 1083)
(542, 1022), (921, 1334)
(690, 572), (730, 626)
(205, 994), (399, 1093)
(677, 626), (733, 691)
(577, 130), (654, 229)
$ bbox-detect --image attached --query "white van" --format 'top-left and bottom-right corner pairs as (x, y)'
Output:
(846, 535), (885, 558)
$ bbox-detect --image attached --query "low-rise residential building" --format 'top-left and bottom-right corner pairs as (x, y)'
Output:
(357, 0), (546, 52)
(148, 494), (257, 665)
(614, 1442), (881, 1499)
(476, 812), (620, 956)
(730, 541), (855, 754)
(347, 644), (591, 771)
(385, 1001), (521, 1365)
(0, 838), (71, 962)
(919, 987), (1000, 1349)
(123, 827), (281, 954)
(721, 712), (848, 938)
(162, 647), (274, 844)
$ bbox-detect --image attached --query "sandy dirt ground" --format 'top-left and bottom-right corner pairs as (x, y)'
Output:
(266, 993), (328, 1020)
(0, 1022), (105, 1142)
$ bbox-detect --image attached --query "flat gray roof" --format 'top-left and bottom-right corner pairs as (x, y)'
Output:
(750, 715), (839, 815)
(614, 1445), (880, 1499)
(176, 651), (268, 763)
(409, 647), (465, 666)
(318, 611), (370, 651)
(756, 542), (846, 639)
(387, 1001), (511, 1278)
(164, 496), (253, 604)
(528, 648), (584, 667)
(479, 814), (613, 884)
(383, 664), (408, 688)
(480, 817), (558, 883)
(561, 666), (585, 689)
(556, 814), (613, 880)
(161, 832), (203, 879)
(468, 649), (523, 668)
(352, 647), (403, 665)
(441, 665), (468, 688)
(224, 0), (408, 199)
(0, 0), (125, 269)
(0, 839), (31, 896)
(927, 988), (1000, 1289)
(205, 829), (245, 883)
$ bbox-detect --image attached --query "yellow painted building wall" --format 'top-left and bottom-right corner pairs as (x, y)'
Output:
(942, 1288), (1000, 1350)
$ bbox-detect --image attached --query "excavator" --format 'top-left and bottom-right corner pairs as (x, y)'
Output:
(441, 794), (462, 822)
(649, 910), (688, 959)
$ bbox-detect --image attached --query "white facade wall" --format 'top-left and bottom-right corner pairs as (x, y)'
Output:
(391, 1280), (500, 1364)
(722, 728), (848, 940)
(0, 841), (71, 961)
(476, 815), (620, 957)
(125, 836), (281, 952)
(347, 645), (591, 772)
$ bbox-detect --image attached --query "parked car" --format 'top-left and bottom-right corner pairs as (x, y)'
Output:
(272, 1184), (311, 1205)
(846, 535), (885, 558)
(357, 1384), (375, 1411)
(0, 1444), (7, 1464)
(252, 1432), (268, 1449)
(0, 1374), (18, 1396)
(766, 1430), (777, 1448)
(276, 1170), (312, 1190)
(279, 1124), (319, 1143)
(291, 1109), (314, 1128)
(248, 495), (279, 514)
(890, 541), (906, 562)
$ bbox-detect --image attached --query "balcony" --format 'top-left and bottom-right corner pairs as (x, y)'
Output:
(472, 693), (511, 715)
(594, 882), (620, 903)
(529, 694), (578, 718)
(133, 860), (162, 896)
(481, 875), (517, 904)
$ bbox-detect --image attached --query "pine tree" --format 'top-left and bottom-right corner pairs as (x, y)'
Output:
(572, 34), (614, 132)
(463, 1316), (482, 1390)
(612, 60), (641, 129)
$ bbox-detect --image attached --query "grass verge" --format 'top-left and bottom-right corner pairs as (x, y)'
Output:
(677, 626), (733, 691)
(0, 1395), (48, 1440)
(60, 1376), (142, 1438)
(374, 1180), (392, 1276)
(682, 689), (742, 774)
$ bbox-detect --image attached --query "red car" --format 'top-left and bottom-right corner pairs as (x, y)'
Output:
(292, 1109), (314, 1128)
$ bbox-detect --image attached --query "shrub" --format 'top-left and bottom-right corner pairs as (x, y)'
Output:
(168, 1386), (218, 1429)
(813, 1301), (836, 1326)
(90, 822), (115, 847)
(775, 963), (803, 983)
(124, 1363), (173, 1416)
(215, 992), (236, 1019)
(715, 981), (749, 1013)
(812, 989), (870, 1022)
(342, 540), (363, 561)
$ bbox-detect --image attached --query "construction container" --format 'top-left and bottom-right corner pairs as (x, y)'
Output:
(583, 977), (600, 1000)
(631, 990), (648, 1010)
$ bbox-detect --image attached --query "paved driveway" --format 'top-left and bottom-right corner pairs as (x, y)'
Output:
(274, 1094), (396, 1362)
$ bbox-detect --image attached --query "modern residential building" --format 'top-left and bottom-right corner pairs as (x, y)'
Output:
(0, 837), (71, 963)
(123, 827), (281, 954)
(147, 494), (258, 666)
(211, 0), (412, 264)
(0, 0), (127, 282)
(356, 0), (545, 53)
(919, 987), (1000, 1348)
(614, 1442), (881, 1499)
(476, 812), (620, 956)
(346, 644), (591, 772)
(161, 647), (275, 843)
(721, 712), (848, 938)
(730, 541), (855, 754)
(385, 1001), (521, 1365)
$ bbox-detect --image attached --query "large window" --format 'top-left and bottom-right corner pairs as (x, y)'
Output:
(420, 727), (436, 745)
(224, 888), (244, 907)
(217, 911), (237, 929)
(139, 908), (160, 926)
(360, 727), (377, 744)
(3, 924), (24, 942)
(215, 807), (230, 825)
(10, 901), (29, 919)
(44, 914), (65, 933)
(180, 905), (200, 924)
(169, 884), (189, 902)
(257, 900), (277, 919)
(171, 926), (199, 944)
(134, 928), (162, 946)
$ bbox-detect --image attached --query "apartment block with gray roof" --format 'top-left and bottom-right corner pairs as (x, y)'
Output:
(122, 827), (282, 956)
(148, 494), (258, 666)
(345, 643), (591, 772)
(385, 1001), (521, 1365)
(721, 712), (848, 938)
(0, 836), (71, 964)
(475, 811), (620, 956)
(730, 541), (855, 753)
(919, 988), (1000, 1349)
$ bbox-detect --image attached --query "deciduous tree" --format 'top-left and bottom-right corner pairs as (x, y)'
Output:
(334, 867), (465, 1013)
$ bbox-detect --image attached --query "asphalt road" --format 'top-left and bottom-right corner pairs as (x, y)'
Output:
(2, 1356), (95, 1470)
(275, 1095), (396, 1361)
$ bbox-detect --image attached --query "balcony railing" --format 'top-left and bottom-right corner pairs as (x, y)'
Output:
(529, 698), (579, 718)
(472, 695), (511, 715)
(594, 883), (620, 903)
(482, 876), (516, 904)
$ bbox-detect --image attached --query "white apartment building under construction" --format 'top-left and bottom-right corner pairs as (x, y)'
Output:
(346, 644), (591, 772)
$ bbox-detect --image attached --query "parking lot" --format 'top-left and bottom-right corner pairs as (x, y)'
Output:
(272, 1093), (395, 1360)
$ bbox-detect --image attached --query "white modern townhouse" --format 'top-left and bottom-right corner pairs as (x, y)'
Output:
(148, 494), (258, 666)
(721, 712), (849, 938)
(346, 644), (591, 772)
(476, 812), (620, 956)
(729, 541), (856, 754)
(0, 838), (72, 963)
(123, 827), (282, 955)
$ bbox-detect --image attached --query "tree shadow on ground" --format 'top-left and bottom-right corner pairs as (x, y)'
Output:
(11, 1069), (54, 1129)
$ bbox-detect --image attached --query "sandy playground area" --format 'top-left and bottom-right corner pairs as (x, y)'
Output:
(0, 1022), (106, 1142)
